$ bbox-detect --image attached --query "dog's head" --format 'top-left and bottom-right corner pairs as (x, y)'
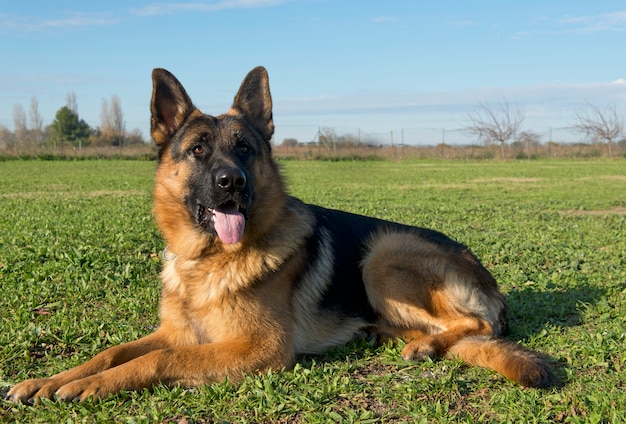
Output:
(150, 67), (285, 256)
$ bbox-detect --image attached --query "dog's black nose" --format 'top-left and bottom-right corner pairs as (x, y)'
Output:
(215, 167), (246, 192)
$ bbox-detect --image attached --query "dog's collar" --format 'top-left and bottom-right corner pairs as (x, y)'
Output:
(161, 246), (177, 261)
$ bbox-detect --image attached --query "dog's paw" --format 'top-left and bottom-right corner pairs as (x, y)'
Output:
(55, 375), (110, 402)
(401, 341), (437, 362)
(5, 378), (61, 404)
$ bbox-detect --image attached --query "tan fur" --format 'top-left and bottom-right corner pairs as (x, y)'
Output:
(362, 231), (496, 359)
(7, 67), (553, 404)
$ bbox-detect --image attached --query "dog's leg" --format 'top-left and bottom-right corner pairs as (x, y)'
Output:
(366, 298), (493, 361)
(362, 231), (498, 356)
(6, 327), (181, 403)
(362, 231), (553, 388)
(377, 316), (493, 361)
(51, 339), (289, 402)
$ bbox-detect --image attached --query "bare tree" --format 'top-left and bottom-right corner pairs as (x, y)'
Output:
(110, 95), (125, 147)
(571, 103), (623, 157)
(13, 104), (27, 148)
(125, 128), (146, 145)
(464, 100), (524, 159)
(29, 96), (44, 144)
(0, 125), (14, 151)
(100, 95), (126, 146)
(100, 98), (112, 138)
(66, 92), (78, 114)
(516, 130), (541, 160)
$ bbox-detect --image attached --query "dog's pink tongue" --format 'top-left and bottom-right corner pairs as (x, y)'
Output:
(213, 205), (245, 244)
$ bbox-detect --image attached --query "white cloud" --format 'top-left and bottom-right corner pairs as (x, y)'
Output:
(132, 0), (288, 17)
(514, 10), (626, 38)
(559, 11), (626, 33)
(0, 0), (289, 31)
(274, 80), (626, 123)
(0, 12), (120, 33)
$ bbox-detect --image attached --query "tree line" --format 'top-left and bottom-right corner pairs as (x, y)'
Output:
(282, 101), (625, 159)
(2, 94), (624, 159)
(1, 92), (146, 153)
(463, 100), (624, 159)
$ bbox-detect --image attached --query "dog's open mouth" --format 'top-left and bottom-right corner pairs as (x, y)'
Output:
(198, 202), (247, 244)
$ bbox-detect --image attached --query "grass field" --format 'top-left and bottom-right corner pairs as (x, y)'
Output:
(1, 158), (625, 423)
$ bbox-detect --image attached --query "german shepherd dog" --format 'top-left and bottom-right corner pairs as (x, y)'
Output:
(8, 67), (553, 403)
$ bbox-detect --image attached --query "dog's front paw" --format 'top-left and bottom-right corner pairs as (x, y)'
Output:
(55, 374), (112, 402)
(6, 378), (62, 404)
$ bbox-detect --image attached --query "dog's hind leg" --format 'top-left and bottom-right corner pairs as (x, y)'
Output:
(361, 231), (504, 360)
(361, 230), (554, 388)
(364, 285), (496, 363)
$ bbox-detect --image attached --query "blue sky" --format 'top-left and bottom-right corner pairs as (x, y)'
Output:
(2, 0), (625, 145)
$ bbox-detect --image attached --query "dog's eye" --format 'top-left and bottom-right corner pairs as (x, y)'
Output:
(191, 145), (204, 156)
(234, 141), (251, 155)
(236, 144), (249, 155)
(234, 132), (251, 156)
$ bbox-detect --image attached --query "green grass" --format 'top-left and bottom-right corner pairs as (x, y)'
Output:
(1, 158), (625, 423)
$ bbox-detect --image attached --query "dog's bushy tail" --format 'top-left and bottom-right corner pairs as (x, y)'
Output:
(447, 336), (554, 388)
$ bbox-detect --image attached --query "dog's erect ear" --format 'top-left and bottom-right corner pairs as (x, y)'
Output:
(230, 67), (274, 141)
(151, 68), (196, 146)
